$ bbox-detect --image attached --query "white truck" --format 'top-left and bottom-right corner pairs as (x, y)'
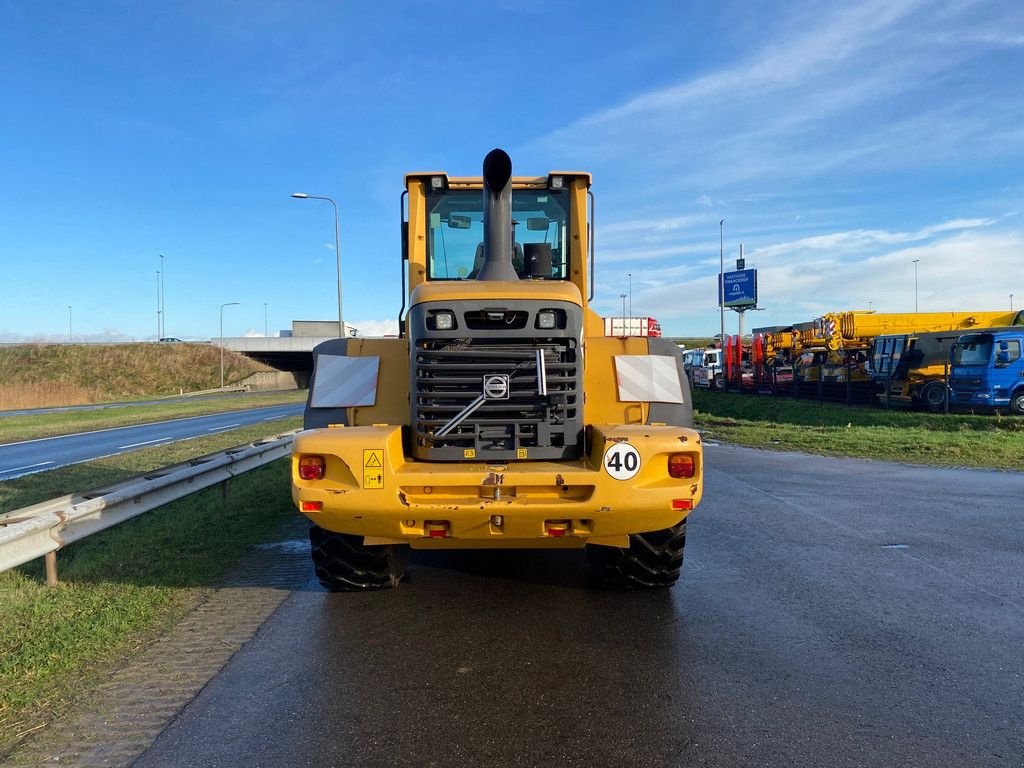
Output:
(691, 348), (723, 389)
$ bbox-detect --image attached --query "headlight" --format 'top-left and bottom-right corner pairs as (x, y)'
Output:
(433, 310), (455, 330)
(537, 310), (556, 329)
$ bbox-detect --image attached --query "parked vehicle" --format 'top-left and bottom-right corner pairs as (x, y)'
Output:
(692, 348), (723, 389)
(949, 328), (1024, 414)
(603, 316), (662, 337)
(681, 348), (704, 384)
(870, 330), (961, 411)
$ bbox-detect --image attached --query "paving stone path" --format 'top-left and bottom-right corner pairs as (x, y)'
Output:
(6, 518), (312, 767)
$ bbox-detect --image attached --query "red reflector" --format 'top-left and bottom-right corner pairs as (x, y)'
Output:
(298, 455), (326, 480)
(425, 522), (449, 538)
(301, 500), (322, 512)
(672, 499), (693, 511)
(545, 521), (569, 537)
(668, 453), (695, 479)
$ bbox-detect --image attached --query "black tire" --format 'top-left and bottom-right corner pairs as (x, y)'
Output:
(1011, 390), (1024, 416)
(309, 524), (409, 591)
(587, 521), (686, 589)
(919, 381), (948, 412)
(712, 372), (724, 390)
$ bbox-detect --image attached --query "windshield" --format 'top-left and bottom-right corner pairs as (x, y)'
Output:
(953, 338), (992, 366)
(425, 189), (570, 280)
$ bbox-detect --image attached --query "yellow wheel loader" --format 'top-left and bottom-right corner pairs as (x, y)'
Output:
(292, 149), (703, 590)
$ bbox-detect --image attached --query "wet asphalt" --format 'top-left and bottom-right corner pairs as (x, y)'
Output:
(136, 445), (1024, 768)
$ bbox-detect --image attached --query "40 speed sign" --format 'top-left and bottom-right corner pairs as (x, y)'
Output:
(603, 442), (641, 481)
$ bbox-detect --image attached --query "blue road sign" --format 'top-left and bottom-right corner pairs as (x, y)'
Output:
(718, 268), (758, 308)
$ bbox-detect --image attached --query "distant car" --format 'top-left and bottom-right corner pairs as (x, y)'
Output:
(158, 337), (183, 343)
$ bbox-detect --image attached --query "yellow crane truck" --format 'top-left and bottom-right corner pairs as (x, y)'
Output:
(291, 149), (703, 590)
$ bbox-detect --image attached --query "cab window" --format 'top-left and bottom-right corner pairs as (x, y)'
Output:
(425, 189), (570, 280)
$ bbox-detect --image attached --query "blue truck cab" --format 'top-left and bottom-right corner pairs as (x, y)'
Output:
(949, 323), (1024, 414)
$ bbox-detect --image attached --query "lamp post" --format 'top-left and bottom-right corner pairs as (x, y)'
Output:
(159, 254), (166, 338)
(67, 305), (72, 344)
(156, 270), (162, 340)
(1011, 294), (1015, 312)
(719, 220), (725, 347)
(291, 193), (343, 338)
(264, 302), (268, 338)
(220, 302), (240, 388)
(627, 272), (632, 319)
(912, 259), (920, 312)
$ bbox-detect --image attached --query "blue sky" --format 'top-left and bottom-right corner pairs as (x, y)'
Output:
(2, 0), (1022, 342)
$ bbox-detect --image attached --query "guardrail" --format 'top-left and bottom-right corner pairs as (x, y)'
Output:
(0, 429), (300, 585)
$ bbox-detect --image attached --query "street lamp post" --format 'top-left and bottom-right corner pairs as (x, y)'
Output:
(1011, 294), (1015, 312)
(627, 272), (632, 319)
(67, 305), (72, 344)
(912, 259), (920, 312)
(264, 302), (268, 338)
(719, 220), (725, 347)
(291, 193), (343, 338)
(220, 301), (240, 388)
(156, 270), (161, 340)
(159, 254), (166, 338)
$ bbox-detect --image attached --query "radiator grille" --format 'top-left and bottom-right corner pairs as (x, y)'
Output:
(412, 337), (581, 460)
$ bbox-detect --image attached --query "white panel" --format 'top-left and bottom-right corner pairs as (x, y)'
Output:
(614, 355), (685, 403)
(310, 355), (379, 408)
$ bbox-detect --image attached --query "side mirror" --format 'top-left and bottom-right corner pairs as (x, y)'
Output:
(526, 217), (550, 231)
(447, 214), (472, 230)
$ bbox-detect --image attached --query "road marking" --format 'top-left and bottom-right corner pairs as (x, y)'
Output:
(1, 461), (54, 474)
(119, 438), (172, 449)
(0, 405), (302, 448)
(207, 424), (241, 433)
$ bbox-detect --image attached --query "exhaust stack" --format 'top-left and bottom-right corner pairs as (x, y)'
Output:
(476, 148), (519, 282)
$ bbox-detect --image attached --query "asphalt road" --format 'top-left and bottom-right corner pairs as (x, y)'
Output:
(134, 445), (1024, 768)
(0, 389), (268, 418)
(0, 403), (304, 480)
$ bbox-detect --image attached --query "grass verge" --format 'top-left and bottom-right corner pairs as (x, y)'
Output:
(0, 389), (305, 445)
(692, 390), (1024, 470)
(0, 416), (302, 752)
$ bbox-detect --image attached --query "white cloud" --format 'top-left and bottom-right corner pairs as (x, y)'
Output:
(619, 221), (1024, 334)
(696, 194), (713, 207)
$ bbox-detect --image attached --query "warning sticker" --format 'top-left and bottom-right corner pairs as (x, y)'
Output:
(516, 448), (528, 459)
(363, 449), (384, 489)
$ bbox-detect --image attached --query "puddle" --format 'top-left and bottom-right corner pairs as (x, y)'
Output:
(255, 540), (309, 554)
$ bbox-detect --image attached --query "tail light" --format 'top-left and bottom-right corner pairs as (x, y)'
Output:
(668, 453), (695, 479)
(298, 455), (326, 480)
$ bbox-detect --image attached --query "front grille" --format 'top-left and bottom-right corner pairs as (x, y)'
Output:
(412, 337), (582, 461)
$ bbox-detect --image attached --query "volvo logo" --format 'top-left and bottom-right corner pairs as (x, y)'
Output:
(482, 374), (510, 399)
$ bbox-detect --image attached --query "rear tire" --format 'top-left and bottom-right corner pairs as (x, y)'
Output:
(587, 521), (686, 589)
(920, 381), (948, 412)
(309, 524), (409, 591)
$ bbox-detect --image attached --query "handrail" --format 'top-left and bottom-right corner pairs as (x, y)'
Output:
(0, 429), (300, 580)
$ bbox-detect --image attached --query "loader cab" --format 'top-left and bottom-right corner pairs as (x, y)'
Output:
(401, 167), (593, 311)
